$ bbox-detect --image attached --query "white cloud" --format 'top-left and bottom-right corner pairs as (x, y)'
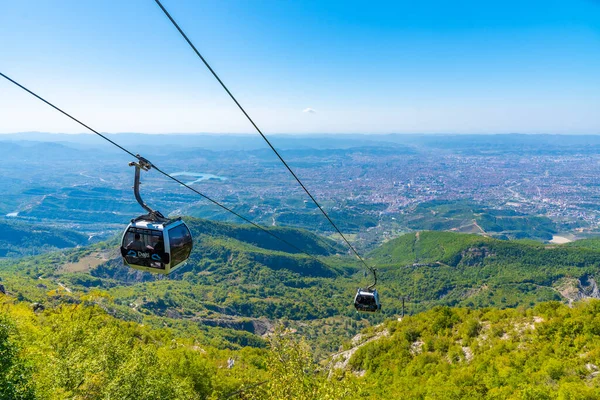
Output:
(302, 107), (317, 114)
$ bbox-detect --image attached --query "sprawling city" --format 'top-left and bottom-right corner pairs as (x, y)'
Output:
(3, 133), (600, 249)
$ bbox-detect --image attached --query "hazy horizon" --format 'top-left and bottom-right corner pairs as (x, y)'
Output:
(3, 131), (600, 137)
(2, 0), (599, 135)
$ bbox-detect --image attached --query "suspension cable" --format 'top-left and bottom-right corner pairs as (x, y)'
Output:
(154, 0), (377, 287)
(0, 73), (138, 159)
(0, 71), (336, 269)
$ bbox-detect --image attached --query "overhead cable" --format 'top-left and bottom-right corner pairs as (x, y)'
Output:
(153, 0), (377, 286)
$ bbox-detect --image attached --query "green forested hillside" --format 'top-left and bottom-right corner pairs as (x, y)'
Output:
(0, 217), (366, 357)
(566, 238), (600, 252)
(4, 290), (600, 398)
(3, 222), (600, 398)
(346, 301), (600, 399)
(372, 231), (600, 312)
(0, 296), (357, 399)
(0, 220), (89, 258)
(396, 200), (557, 241)
(370, 231), (489, 265)
(186, 218), (345, 256)
(4, 225), (600, 357)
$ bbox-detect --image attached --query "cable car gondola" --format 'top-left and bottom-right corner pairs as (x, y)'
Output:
(354, 287), (381, 313)
(120, 157), (193, 274)
(354, 266), (381, 312)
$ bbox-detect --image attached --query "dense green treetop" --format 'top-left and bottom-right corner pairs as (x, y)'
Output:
(348, 301), (600, 399)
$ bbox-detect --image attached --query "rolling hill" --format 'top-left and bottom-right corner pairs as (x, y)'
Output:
(0, 220), (90, 257)
(372, 230), (600, 312)
(2, 222), (600, 355)
(2, 220), (600, 397)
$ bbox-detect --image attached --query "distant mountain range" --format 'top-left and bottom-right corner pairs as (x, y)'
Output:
(5, 132), (600, 153)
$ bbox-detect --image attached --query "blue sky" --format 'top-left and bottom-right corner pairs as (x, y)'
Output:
(1, 0), (599, 134)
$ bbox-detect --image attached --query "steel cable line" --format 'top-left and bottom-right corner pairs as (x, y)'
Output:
(0, 71), (336, 269)
(0, 72), (138, 160)
(154, 0), (377, 286)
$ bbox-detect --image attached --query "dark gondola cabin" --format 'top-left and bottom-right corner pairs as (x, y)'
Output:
(121, 217), (192, 274)
(354, 287), (381, 312)
(120, 158), (193, 274)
